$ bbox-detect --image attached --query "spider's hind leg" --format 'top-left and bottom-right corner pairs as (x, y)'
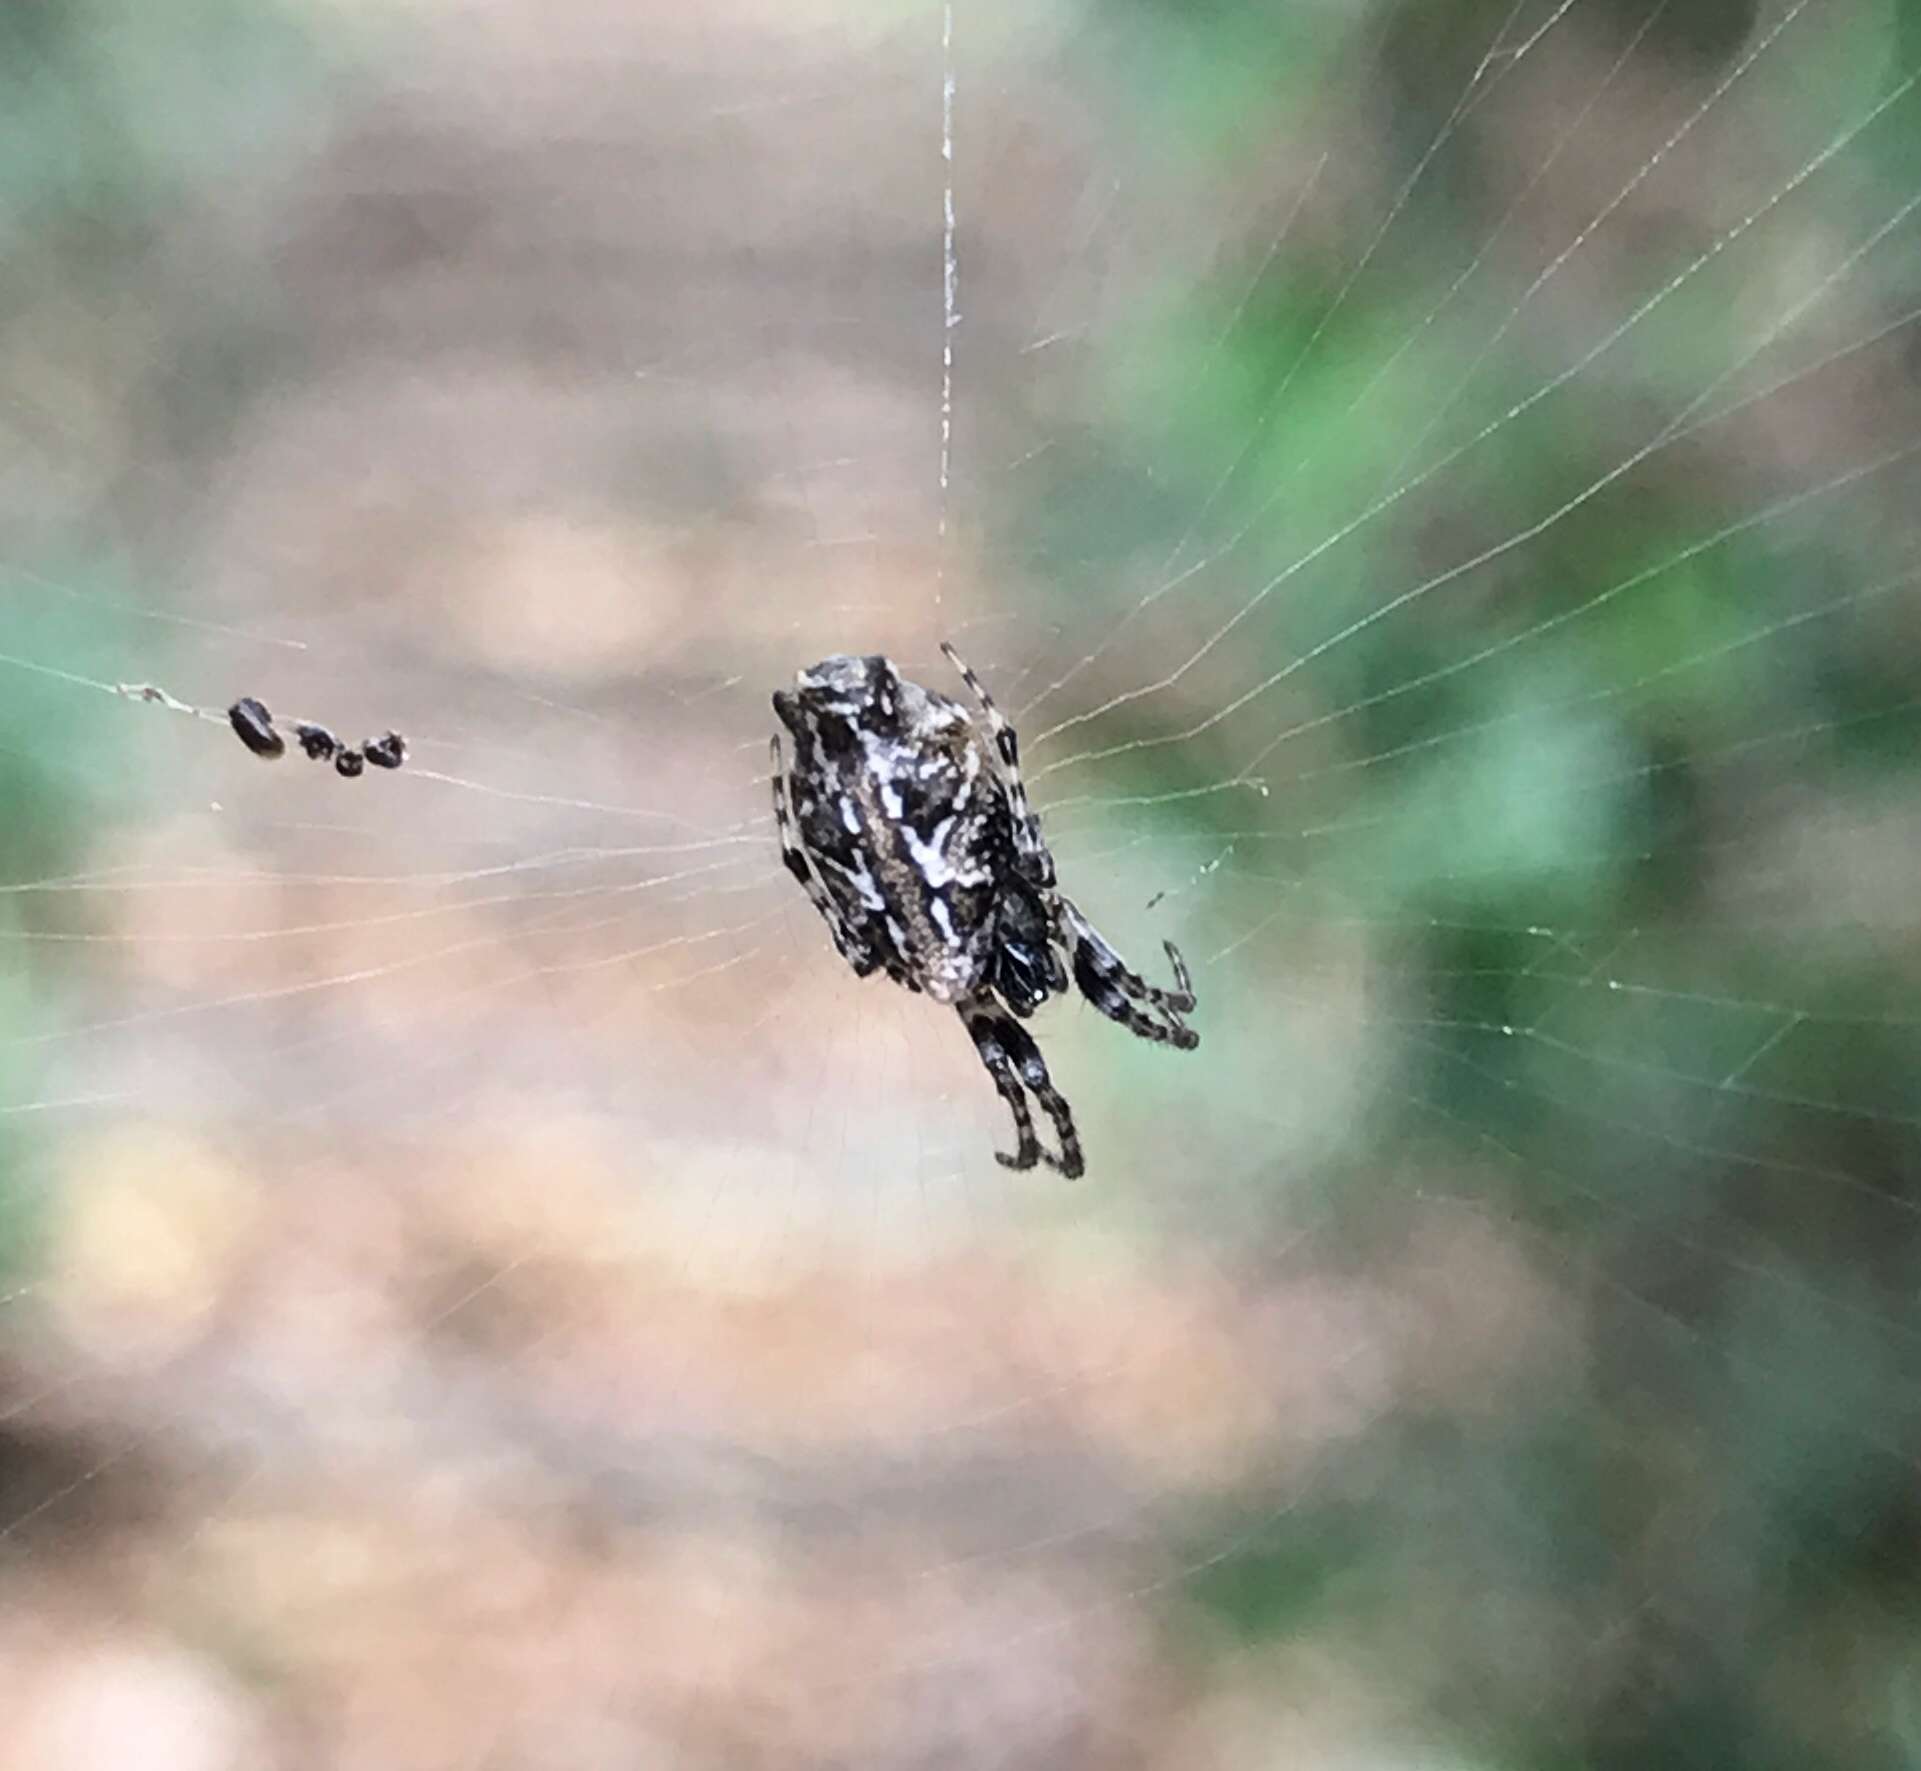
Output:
(959, 998), (1085, 1179)
(991, 881), (1069, 1017)
(1060, 897), (1199, 1049)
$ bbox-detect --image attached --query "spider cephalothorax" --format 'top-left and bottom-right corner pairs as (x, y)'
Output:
(771, 645), (1197, 1178)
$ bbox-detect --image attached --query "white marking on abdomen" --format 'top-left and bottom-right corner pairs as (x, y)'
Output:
(901, 814), (958, 886)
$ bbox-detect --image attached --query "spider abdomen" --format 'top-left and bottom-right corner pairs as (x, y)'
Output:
(848, 733), (1008, 1004)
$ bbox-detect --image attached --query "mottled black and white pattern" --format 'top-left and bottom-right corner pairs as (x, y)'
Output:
(771, 646), (1197, 1179)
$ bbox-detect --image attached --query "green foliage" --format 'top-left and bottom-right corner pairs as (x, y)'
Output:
(0, 0), (328, 1277)
(0, 0), (325, 246)
(1030, 0), (1921, 1760)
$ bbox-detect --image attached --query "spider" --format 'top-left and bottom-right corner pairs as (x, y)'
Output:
(771, 644), (1197, 1178)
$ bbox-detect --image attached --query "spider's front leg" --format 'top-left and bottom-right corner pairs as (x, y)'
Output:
(1059, 897), (1199, 1048)
(771, 735), (878, 977)
(958, 998), (1085, 1179)
(940, 641), (1054, 889)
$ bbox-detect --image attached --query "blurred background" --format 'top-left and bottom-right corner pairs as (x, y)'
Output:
(2, 0), (1920, 1764)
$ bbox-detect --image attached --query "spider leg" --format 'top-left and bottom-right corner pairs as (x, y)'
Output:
(959, 998), (1085, 1179)
(940, 641), (1054, 889)
(771, 735), (878, 977)
(991, 881), (1069, 1017)
(1059, 897), (1199, 1049)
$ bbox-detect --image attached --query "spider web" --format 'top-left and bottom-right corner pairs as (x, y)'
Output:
(1, 0), (1919, 1762)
